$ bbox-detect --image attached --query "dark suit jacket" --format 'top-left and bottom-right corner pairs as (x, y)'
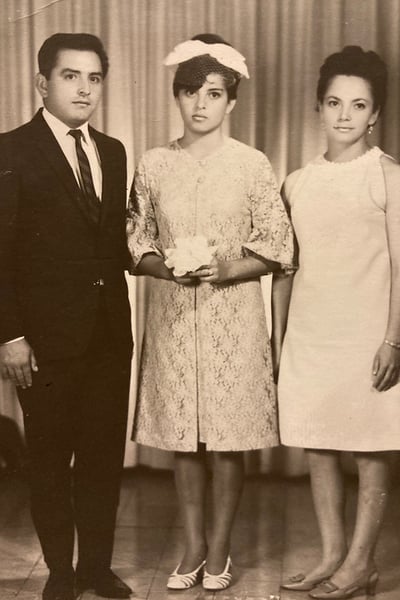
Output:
(0, 110), (133, 361)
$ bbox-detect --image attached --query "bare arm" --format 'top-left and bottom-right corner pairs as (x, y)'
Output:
(269, 172), (299, 381)
(271, 272), (294, 381)
(135, 253), (173, 279)
(194, 253), (282, 284)
(372, 156), (400, 391)
(136, 253), (197, 286)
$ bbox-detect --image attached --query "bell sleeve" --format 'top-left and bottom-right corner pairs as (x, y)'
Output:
(242, 154), (295, 273)
(126, 156), (163, 269)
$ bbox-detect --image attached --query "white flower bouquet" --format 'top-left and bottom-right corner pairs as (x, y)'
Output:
(165, 236), (218, 277)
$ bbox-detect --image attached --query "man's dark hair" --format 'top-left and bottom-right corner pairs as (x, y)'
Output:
(38, 33), (109, 79)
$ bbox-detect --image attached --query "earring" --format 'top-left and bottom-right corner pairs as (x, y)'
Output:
(367, 124), (374, 134)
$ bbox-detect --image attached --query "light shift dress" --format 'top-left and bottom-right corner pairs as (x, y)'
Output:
(279, 146), (400, 452)
(127, 138), (294, 452)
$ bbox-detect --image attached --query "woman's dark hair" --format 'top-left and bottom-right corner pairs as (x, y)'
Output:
(173, 33), (241, 101)
(38, 33), (109, 79)
(316, 46), (387, 112)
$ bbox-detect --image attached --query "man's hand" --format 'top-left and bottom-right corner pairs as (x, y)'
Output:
(0, 339), (38, 389)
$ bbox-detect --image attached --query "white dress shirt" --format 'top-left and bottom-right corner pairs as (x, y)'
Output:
(42, 107), (102, 199)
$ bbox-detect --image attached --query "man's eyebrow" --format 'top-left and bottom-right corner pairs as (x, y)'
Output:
(60, 68), (80, 74)
(60, 68), (103, 77)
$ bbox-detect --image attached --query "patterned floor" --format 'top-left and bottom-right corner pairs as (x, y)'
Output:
(0, 467), (399, 599)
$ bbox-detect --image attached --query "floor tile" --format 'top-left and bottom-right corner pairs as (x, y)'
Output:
(1, 470), (400, 599)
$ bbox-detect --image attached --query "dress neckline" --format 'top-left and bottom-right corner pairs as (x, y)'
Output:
(316, 146), (381, 167)
(170, 137), (233, 163)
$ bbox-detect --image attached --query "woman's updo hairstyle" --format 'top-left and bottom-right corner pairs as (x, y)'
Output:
(173, 33), (241, 101)
(316, 46), (388, 112)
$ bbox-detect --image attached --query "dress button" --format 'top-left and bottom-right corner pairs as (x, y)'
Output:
(93, 278), (105, 286)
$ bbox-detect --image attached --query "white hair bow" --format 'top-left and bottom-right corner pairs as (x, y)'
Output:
(164, 40), (250, 79)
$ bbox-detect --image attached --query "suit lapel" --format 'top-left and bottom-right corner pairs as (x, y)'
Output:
(30, 111), (99, 228)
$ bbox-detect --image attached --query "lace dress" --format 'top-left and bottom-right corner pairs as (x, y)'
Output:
(278, 147), (400, 451)
(127, 138), (294, 451)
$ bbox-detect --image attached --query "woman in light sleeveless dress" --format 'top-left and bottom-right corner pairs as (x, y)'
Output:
(274, 47), (400, 599)
(127, 34), (294, 591)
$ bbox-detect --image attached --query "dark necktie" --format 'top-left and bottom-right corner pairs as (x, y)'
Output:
(68, 129), (101, 224)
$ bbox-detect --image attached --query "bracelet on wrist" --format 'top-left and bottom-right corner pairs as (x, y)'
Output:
(384, 338), (400, 350)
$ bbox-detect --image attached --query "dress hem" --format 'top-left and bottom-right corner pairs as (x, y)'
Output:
(281, 441), (400, 452)
(133, 438), (280, 453)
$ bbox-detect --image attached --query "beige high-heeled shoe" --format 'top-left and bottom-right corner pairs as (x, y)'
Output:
(281, 570), (337, 592)
(308, 568), (379, 599)
(166, 560), (206, 590)
(202, 556), (233, 591)
(281, 559), (345, 592)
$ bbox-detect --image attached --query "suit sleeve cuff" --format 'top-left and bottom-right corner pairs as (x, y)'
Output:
(1, 336), (25, 346)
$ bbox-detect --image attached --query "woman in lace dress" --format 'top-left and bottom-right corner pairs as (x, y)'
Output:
(275, 47), (400, 599)
(127, 34), (294, 591)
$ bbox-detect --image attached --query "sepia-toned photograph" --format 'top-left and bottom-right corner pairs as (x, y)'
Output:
(1, 1), (400, 599)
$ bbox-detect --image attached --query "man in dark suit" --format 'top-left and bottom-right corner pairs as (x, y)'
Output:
(0, 34), (133, 600)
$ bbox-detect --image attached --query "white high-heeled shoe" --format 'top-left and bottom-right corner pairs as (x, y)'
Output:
(203, 556), (233, 590)
(166, 560), (206, 590)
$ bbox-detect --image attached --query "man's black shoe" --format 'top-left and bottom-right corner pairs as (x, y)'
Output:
(42, 571), (75, 600)
(76, 568), (132, 598)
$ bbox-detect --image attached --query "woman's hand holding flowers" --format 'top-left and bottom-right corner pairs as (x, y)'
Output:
(165, 236), (218, 285)
(192, 258), (231, 284)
